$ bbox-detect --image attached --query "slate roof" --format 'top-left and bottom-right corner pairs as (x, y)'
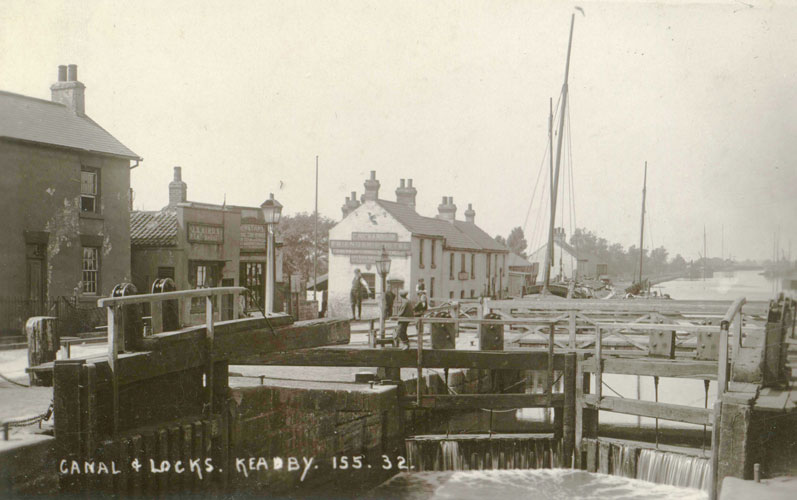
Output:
(376, 199), (509, 253)
(0, 90), (140, 160)
(130, 210), (178, 247)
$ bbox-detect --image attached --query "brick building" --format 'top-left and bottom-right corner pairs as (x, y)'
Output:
(130, 167), (284, 326)
(0, 65), (140, 333)
(327, 172), (509, 318)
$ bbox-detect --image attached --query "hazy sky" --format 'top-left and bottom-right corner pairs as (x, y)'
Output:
(2, 0), (795, 261)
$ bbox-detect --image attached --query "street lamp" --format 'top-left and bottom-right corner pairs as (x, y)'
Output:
(260, 193), (283, 315)
(375, 246), (391, 347)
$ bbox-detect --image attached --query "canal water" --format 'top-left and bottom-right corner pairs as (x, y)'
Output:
(366, 469), (707, 500)
(654, 269), (781, 301)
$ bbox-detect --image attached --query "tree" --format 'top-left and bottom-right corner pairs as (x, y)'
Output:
(506, 227), (528, 257)
(276, 212), (337, 283)
(495, 235), (507, 246)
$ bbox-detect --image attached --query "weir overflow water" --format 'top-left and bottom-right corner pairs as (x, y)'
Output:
(405, 435), (709, 493)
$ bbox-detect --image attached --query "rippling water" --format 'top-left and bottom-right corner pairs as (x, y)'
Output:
(366, 469), (707, 500)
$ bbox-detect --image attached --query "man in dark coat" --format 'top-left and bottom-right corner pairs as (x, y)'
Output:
(384, 287), (396, 319)
(350, 269), (370, 320)
(394, 291), (413, 350)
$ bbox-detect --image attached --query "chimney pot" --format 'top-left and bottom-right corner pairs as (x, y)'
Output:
(370, 170), (376, 180)
(173, 166), (182, 181)
(363, 172), (380, 201)
(408, 179), (413, 188)
(351, 191), (356, 200)
(400, 179), (405, 188)
(57, 65), (67, 82)
(441, 196), (447, 204)
(464, 203), (476, 223)
(67, 64), (77, 82)
(51, 64), (86, 115)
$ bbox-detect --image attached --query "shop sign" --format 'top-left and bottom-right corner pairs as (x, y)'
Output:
(188, 223), (224, 244)
(241, 223), (266, 250)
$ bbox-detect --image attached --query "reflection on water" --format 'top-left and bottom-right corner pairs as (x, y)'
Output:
(366, 469), (707, 500)
(655, 269), (778, 301)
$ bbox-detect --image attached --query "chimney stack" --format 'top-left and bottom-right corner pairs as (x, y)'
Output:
(464, 203), (476, 223)
(363, 171), (380, 201)
(341, 191), (361, 218)
(169, 166), (188, 206)
(50, 64), (85, 116)
(396, 178), (418, 209)
(437, 196), (457, 222)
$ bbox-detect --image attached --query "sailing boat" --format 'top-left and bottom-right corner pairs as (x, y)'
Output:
(522, 14), (594, 300)
(625, 162), (649, 296)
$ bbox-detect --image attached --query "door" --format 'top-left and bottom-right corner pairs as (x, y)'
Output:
(26, 244), (46, 316)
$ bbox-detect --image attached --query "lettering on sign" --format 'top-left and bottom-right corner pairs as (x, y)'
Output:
(187, 223), (224, 244)
(241, 224), (266, 250)
(330, 240), (410, 252)
(352, 232), (399, 242)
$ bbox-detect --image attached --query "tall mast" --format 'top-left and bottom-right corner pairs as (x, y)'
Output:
(638, 161), (647, 287)
(703, 225), (707, 281)
(542, 14), (575, 294)
(313, 155), (319, 302)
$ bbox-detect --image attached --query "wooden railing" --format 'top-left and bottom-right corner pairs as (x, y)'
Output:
(97, 286), (247, 436)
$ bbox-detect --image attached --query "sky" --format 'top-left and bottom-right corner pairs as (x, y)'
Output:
(1, 0), (795, 261)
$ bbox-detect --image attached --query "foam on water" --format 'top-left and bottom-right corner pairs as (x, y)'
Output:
(367, 469), (708, 500)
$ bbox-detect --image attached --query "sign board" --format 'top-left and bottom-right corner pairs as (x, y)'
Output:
(351, 232), (399, 242)
(187, 223), (224, 244)
(240, 223), (266, 250)
(291, 274), (304, 293)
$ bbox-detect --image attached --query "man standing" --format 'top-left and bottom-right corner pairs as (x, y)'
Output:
(394, 290), (413, 350)
(350, 269), (370, 320)
(384, 285), (395, 319)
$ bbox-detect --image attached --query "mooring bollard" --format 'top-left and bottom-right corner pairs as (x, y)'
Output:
(26, 316), (58, 387)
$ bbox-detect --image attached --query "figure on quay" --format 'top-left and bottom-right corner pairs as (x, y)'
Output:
(350, 268), (370, 320)
(394, 290), (413, 350)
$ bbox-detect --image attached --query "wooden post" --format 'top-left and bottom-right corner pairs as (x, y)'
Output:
(548, 322), (555, 406)
(205, 296), (215, 415)
(710, 400), (722, 500)
(417, 319), (423, 406)
(595, 326), (603, 400)
(569, 311), (577, 350)
(107, 304), (124, 436)
(718, 324), (729, 395)
(26, 316), (58, 386)
(574, 354), (585, 469)
(54, 359), (85, 492)
(232, 291), (240, 320)
(151, 301), (164, 334)
(454, 302), (461, 338)
(563, 352), (576, 468)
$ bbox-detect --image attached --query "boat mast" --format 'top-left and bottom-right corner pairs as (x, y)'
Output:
(637, 162), (647, 289)
(703, 225), (707, 281)
(541, 14), (575, 294)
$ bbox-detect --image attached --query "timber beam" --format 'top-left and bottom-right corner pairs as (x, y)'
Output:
(249, 347), (564, 370)
(583, 395), (713, 426)
(400, 393), (564, 410)
(582, 357), (718, 379)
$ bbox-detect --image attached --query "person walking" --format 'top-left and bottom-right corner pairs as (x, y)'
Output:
(394, 290), (413, 350)
(350, 269), (370, 320)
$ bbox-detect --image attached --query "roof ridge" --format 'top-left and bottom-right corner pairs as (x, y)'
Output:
(0, 89), (66, 107)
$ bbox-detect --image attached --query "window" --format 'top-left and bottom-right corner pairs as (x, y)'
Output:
(81, 247), (99, 294)
(460, 290), (465, 299)
(240, 262), (264, 311)
(190, 261), (218, 312)
(449, 291), (454, 299)
(449, 252), (455, 280)
(430, 277), (435, 299)
(470, 254), (475, 279)
(431, 240), (436, 268)
(460, 253), (466, 273)
(486, 253), (491, 277)
(80, 168), (99, 213)
(470, 289), (475, 298)
(419, 238), (424, 268)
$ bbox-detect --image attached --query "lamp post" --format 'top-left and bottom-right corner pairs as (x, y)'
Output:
(260, 193), (283, 315)
(374, 246), (392, 347)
